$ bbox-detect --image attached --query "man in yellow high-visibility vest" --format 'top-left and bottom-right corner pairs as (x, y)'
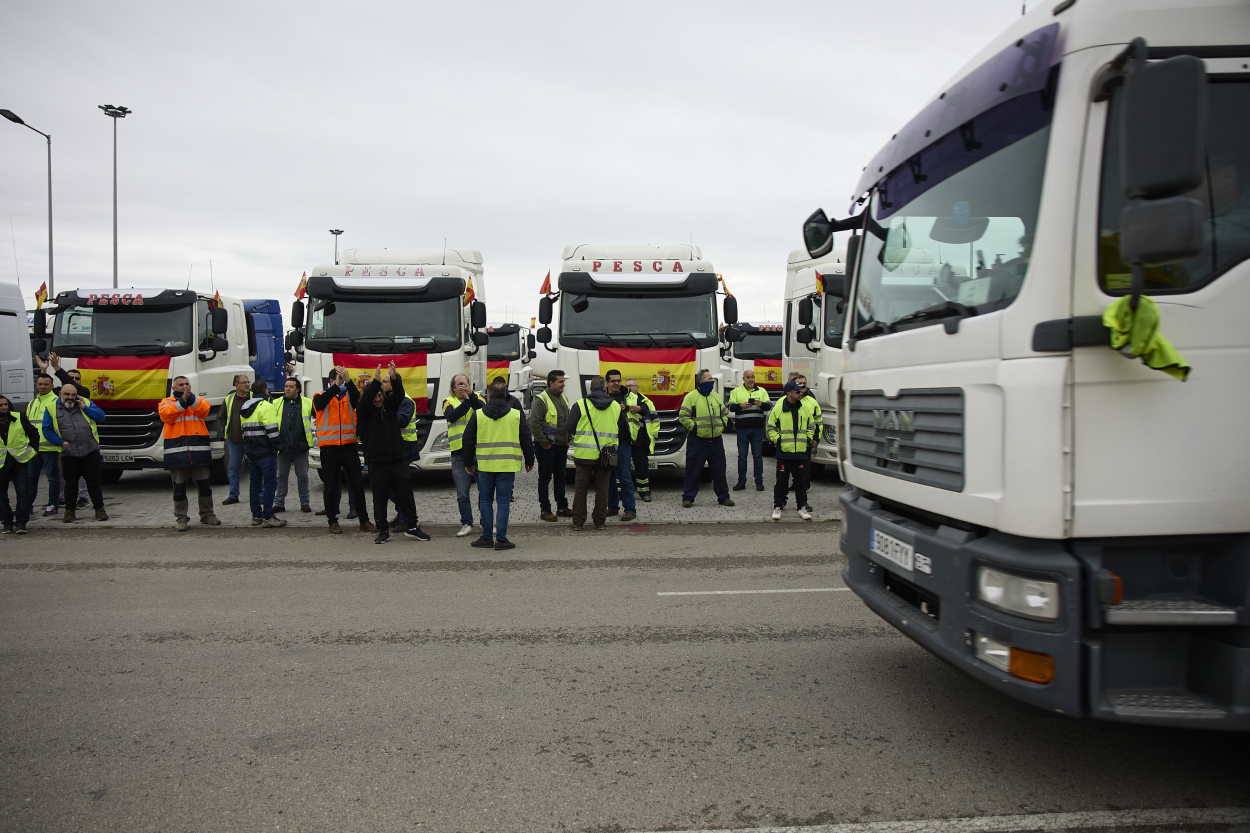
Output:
(463, 384), (534, 550)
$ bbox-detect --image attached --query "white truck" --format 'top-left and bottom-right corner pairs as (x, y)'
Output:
(289, 248), (490, 472)
(721, 320), (783, 432)
(0, 280), (32, 412)
(34, 287), (248, 482)
(535, 244), (738, 473)
(804, 0), (1250, 728)
(484, 322), (536, 406)
(780, 249), (846, 469)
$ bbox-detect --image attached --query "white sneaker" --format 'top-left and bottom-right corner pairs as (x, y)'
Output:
(456, 524), (473, 538)
(770, 507), (782, 521)
(798, 508), (813, 521)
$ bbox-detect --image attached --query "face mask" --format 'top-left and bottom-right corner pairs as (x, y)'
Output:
(697, 381), (715, 396)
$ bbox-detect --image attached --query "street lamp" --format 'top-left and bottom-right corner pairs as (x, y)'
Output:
(1, 108), (54, 298)
(329, 229), (344, 265)
(98, 104), (131, 289)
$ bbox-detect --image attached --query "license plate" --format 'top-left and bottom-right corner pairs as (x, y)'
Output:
(102, 453), (134, 464)
(870, 527), (914, 572)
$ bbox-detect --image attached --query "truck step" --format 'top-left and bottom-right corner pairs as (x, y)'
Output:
(1105, 689), (1228, 720)
(1103, 598), (1238, 626)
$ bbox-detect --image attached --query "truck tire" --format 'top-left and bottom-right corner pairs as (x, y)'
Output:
(209, 457), (229, 485)
(101, 468), (124, 485)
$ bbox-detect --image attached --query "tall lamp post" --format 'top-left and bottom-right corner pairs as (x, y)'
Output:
(1, 109), (54, 298)
(98, 104), (131, 288)
(329, 229), (344, 265)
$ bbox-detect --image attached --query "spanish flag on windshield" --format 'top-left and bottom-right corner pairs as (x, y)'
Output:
(598, 347), (696, 411)
(486, 360), (509, 388)
(77, 356), (172, 408)
(332, 352), (429, 413)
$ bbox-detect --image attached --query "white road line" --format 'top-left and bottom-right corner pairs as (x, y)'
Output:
(656, 588), (851, 597)
(630, 806), (1250, 833)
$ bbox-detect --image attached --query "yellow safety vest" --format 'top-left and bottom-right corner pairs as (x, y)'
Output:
(0, 417), (36, 466)
(26, 392), (60, 453)
(766, 401), (817, 455)
(625, 391), (659, 453)
(537, 390), (569, 427)
(240, 398), (278, 447)
(44, 398), (100, 446)
(728, 384), (770, 409)
(443, 395), (474, 452)
(472, 408), (523, 473)
(678, 390), (727, 439)
(571, 400), (622, 462)
(273, 395), (315, 448)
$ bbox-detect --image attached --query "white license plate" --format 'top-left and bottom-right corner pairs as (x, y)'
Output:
(102, 453), (134, 464)
(870, 527), (914, 572)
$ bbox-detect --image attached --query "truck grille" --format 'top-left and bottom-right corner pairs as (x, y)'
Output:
(653, 409), (687, 456)
(97, 407), (163, 450)
(847, 388), (964, 491)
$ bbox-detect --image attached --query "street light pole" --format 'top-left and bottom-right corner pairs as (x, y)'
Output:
(98, 104), (131, 289)
(329, 229), (344, 265)
(1, 109), (54, 298)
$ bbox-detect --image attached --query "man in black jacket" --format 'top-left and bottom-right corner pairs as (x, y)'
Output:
(358, 362), (427, 545)
(0, 395), (40, 534)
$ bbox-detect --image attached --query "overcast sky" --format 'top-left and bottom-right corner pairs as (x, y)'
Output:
(3, 0), (1027, 326)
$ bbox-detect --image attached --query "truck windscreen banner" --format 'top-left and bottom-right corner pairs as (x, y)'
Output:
(754, 359), (783, 388)
(597, 347), (695, 411)
(332, 352), (428, 413)
(77, 356), (172, 409)
(486, 360), (509, 389)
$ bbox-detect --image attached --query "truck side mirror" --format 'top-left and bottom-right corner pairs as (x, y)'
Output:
(538, 295), (554, 325)
(33, 309), (46, 338)
(212, 307), (228, 336)
(470, 300), (487, 330)
(528, 350), (537, 361)
(797, 325), (816, 344)
(291, 300), (305, 330)
(797, 297), (814, 326)
(1119, 55), (1209, 266)
(32, 338), (47, 354)
(527, 333), (536, 350)
(722, 295), (738, 325)
(723, 324), (745, 343)
(536, 326), (552, 345)
(803, 208), (835, 259)
(471, 330), (489, 347)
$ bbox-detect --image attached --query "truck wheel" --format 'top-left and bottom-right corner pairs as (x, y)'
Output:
(209, 458), (229, 485)
(101, 468), (124, 485)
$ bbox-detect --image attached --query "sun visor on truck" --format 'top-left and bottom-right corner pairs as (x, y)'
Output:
(851, 22), (1061, 204)
(53, 289), (197, 309)
(306, 274), (465, 303)
(558, 272), (718, 296)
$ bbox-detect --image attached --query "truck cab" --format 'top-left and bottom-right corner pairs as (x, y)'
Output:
(243, 299), (284, 393)
(290, 248), (489, 473)
(38, 287), (248, 481)
(808, 0), (1250, 728)
(781, 249), (846, 468)
(484, 322), (536, 407)
(535, 243), (738, 472)
(0, 280), (31, 412)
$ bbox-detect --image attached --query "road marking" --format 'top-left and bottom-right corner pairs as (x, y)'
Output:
(657, 588), (850, 597)
(630, 806), (1250, 833)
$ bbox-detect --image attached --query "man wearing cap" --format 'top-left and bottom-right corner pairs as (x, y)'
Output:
(767, 380), (817, 521)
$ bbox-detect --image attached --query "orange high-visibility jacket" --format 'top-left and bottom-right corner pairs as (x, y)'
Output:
(158, 394), (212, 469)
(315, 393), (358, 446)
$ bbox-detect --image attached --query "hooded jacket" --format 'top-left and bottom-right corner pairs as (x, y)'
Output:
(357, 377), (406, 464)
(462, 393), (535, 471)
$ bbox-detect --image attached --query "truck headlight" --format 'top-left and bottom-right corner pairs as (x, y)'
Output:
(976, 566), (1059, 621)
(430, 430), (450, 452)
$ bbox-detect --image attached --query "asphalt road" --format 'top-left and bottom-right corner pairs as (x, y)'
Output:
(1, 526), (1247, 833)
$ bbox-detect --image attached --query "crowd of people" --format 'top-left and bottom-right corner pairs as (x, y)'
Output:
(0, 362), (824, 541)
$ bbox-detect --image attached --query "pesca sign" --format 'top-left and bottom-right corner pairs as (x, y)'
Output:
(340, 265), (425, 276)
(590, 260), (690, 274)
(85, 292), (145, 306)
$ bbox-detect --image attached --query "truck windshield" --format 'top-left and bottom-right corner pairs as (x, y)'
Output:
(853, 123), (1051, 340)
(733, 332), (781, 359)
(306, 297), (461, 353)
(487, 331), (521, 361)
(51, 305), (194, 356)
(559, 293), (717, 348)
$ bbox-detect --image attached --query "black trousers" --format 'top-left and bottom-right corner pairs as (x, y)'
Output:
(388, 462), (420, 527)
(321, 444), (369, 523)
(61, 451), (105, 510)
(773, 457), (810, 509)
(632, 442), (650, 497)
(682, 435), (729, 502)
(537, 444), (569, 513)
(0, 461), (31, 527)
(370, 461), (415, 530)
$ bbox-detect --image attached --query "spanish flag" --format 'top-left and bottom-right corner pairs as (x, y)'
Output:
(34, 282), (48, 310)
(294, 272), (308, 300)
(598, 347), (696, 411)
(754, 359), (783, 388)
(77, 356), (172, 409)
(332, 352), (429, 413)
(814, 270), (825, 294)
(211, 289), (222, 310)
(486, 360), (510, 388)
(539, 271), (552, 295)
(462, 276), (476, 306)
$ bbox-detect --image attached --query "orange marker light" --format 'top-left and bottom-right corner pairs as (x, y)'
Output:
(1009, 647), (1055, 684)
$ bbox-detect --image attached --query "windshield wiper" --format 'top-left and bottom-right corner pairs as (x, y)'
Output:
(574, 333), (621, 347)
(853, 320), (892, 340)
(52, 345), (105, 356)
(649, 332), (701, 347)
(889, 301), (977, 331)
(108, 344), (171, 355)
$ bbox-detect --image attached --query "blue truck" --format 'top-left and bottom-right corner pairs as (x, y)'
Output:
(244, 299), (284, 391)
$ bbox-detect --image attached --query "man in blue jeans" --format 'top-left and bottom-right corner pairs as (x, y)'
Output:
(25, 373), (61, 516)
(728, 369), (771, 491)
(603, 369), (639, 522)
(462, 384), (534, 550)
(221, 374), (251, 505)
(442, 374), (483, 538)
